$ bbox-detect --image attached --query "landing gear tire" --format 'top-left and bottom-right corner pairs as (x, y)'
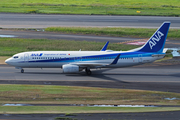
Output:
(85, 68), (92, 75)
(86, 70), (92, 75)
(21, 69), (24, 73)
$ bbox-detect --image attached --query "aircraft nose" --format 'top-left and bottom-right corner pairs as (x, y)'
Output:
(5, 58), (12, 65)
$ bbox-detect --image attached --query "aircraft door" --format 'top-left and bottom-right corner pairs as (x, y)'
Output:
(24, 53), (29, 62)
(138, 54), (142, 63)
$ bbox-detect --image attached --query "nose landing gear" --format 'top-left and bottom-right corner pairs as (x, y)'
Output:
(21, 69), (24, 73)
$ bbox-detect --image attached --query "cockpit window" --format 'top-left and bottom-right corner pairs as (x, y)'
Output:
(13, 56), (19, 59)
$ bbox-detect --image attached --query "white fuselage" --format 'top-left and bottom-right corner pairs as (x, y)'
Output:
(5, 50), (163, 69)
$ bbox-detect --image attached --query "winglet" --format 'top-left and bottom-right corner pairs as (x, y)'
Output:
(111, 54), (120, 65)
(101, 41), (109, 51)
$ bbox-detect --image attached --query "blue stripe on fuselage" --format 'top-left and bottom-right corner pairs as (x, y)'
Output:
(25, 52), (155, 63)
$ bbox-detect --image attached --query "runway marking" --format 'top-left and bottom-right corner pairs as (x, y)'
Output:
(117, 39), (148, 45)
(1, 72), (14, 73)
(166, 42), (180, 45)
(117, 39), (179, 46)
(126, 41), (147, 45)
(0, 79), (114, 82)
(0, 35), (17, 37)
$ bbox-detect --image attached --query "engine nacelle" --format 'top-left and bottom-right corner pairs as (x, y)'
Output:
(62, 64), (79, 73)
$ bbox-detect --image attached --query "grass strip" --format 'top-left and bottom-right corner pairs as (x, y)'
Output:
(0, 84), (180, 105)
(45, 27), (180, 40)
(0, 106), (180, 114)
(0, 38), (137, 56)
(0, 56), (9, 64)
(0, 0), (180, 16)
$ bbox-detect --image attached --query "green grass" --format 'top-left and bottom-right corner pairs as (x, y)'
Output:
(1, 84), (180, 114)
(0, 0), (180, 16)
(1, 84), (180, 105)
(0, 38), (137, 56)
(1, 106), (180, 114)
(0, 56), (9, 64)
(45, 27), (180, 39)
(0, 84), (180, 114)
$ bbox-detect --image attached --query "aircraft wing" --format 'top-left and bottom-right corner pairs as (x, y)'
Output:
(71, 63), (108, 68)
(70, 54), (120, 68)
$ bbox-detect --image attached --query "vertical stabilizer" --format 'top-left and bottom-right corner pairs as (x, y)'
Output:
(136, 22), (170, 53)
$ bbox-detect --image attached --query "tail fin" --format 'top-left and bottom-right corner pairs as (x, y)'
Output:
(136, 22), (170, 53)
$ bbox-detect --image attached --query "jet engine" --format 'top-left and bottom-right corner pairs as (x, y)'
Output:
(62, 64), (79, 73)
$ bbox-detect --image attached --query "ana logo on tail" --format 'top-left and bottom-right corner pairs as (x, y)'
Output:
(149, 31), (164, 49)
(130, 22), (170, 53)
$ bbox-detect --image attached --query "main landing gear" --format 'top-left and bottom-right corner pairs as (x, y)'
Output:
(85, 68), (91, 75)
(21, 69), (24, 73)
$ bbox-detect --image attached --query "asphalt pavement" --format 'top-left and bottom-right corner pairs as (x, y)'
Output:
(1, 60), (180, 93)
(1, 112), (180, 120)
(0, 14), (180, 28)
(1, 29), (180, 48)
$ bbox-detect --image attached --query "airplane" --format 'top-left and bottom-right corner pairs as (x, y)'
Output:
(167, 48), (180, 57)
(5, 22), (170, 75)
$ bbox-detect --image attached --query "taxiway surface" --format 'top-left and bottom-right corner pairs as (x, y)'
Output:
(1, 111), (180, 120)
(1, 61), (180, 93)
(0, 29), (140, 43)
(0, 14), (180, 28)
(1, 30), (180, 48)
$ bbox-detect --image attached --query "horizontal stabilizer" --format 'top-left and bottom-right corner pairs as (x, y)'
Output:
(151, 54), (165, 57)
(163, 48), (168, 53)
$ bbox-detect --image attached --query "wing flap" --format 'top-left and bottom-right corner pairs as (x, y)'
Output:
(71, 63), (108, 68)
(101, 41), (109, 51)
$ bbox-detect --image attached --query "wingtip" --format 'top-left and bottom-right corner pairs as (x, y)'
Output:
(111, 54), (120, 65)
(101, 41), (109, 51)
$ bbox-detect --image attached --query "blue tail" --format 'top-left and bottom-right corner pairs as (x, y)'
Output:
(137, 22), (170, 53)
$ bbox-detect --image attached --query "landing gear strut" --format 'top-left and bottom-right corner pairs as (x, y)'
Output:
(21, 69), (24, 73)
(85, 68), (91, 75)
